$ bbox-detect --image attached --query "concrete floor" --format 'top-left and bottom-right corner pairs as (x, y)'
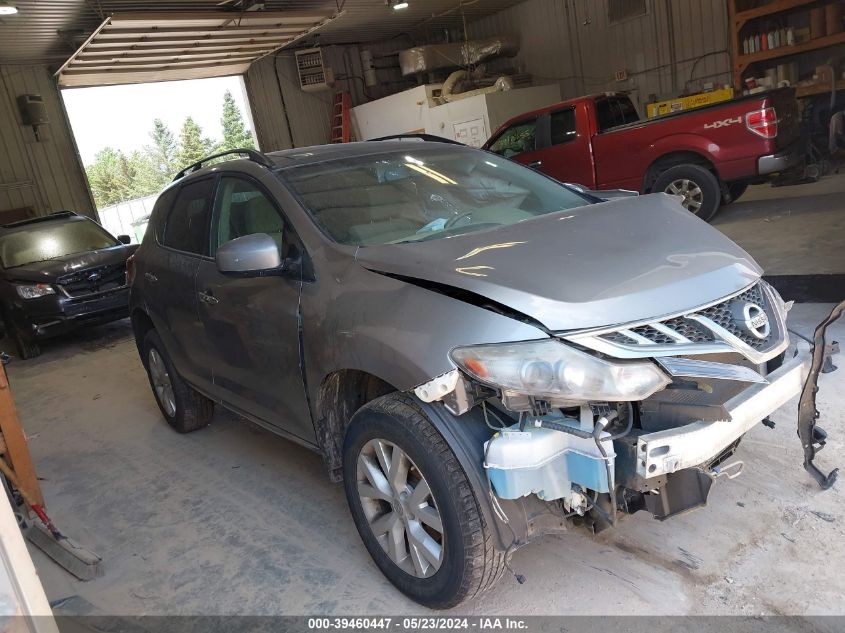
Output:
(5, 301), (844, 617)
(713, 172), (845, 275)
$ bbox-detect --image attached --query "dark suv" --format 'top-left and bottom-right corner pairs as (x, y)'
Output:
(0, 211), (136, 358)
(129, 145), (832, 608)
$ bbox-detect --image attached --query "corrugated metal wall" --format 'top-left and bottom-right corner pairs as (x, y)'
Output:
(0, 65), (95, 219)
(245, 53), (335, 151)
(467, 0), (731, 111)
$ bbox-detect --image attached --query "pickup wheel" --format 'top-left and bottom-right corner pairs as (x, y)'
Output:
(342, 393), (505, 608)
(142, 329), (213, 433)
(654, 164), (721, 221)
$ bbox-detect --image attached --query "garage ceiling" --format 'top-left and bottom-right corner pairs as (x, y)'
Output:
(0, 1), (529, 68)
(55, 11), (335, 87)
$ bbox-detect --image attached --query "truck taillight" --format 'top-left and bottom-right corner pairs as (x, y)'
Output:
(126, 254), (136, 286)
(746, 107), (778, 138)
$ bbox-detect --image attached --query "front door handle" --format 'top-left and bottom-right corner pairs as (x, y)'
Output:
(198, 290), (219, 305)
(527, 160), (543, 169)
(144, 272), (158, 282)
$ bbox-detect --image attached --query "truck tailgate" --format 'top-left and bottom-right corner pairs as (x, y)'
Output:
(766, 88), (800, 150)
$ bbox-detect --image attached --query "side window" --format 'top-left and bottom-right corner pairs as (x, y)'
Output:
(550, 108), (577, 145)
(487, 119), (538, 157)
(211, 176), (285, 256)
(162, 179), (214, 255)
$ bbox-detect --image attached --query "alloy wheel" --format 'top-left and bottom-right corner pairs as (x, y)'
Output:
(356, 438), (444, 578)
(148, 348), (176, 417)
(665, 178), (703, 214)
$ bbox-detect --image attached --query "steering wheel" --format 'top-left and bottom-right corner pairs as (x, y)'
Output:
(444, 210), (474, 229)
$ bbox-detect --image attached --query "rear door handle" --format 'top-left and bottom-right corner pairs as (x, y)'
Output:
(198, 290), (219, 305)
(144, 272), (158, 282)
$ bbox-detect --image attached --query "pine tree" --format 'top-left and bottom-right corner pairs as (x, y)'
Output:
(174, 116), (214, 170)
(220, 90), (255, 151)
(127, 150), (164, 199)
(85, 147), (134, 208)
(146, 118), (177, 181)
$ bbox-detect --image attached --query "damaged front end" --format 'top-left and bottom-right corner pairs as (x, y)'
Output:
(414, 283), (842, 541)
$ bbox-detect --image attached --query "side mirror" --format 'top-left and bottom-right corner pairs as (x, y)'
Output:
(216, 233), (282, 275)
(117, 234), (132, 245)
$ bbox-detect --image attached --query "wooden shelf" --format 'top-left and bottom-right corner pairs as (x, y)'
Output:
(733, 0), (820, 28)
(734, 30), (845, 74)
(728, 0), (845, 90)
(795, 77), (845, 96)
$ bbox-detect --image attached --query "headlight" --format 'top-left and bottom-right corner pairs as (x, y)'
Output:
(450, 339), (670, 401)
(16, 283), (55, 299)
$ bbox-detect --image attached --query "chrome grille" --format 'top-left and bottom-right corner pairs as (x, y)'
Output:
(695, 284), (770, 350)
(565, 281), (789, 365)
(57, 263), (127, 298)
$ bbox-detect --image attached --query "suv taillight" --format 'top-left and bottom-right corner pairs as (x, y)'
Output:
(746, 107), (778, 138)
(126, 254), (136, 286)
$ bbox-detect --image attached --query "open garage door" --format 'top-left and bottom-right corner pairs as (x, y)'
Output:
(55, 10), (336, 88)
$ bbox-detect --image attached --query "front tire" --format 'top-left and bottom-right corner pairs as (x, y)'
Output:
(142, 329), (213, 433)
(654, 163), (722, 221)
(2, 316), (40, 360)
(342, 393), (504, 609)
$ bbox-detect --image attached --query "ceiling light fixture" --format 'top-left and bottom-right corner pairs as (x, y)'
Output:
(0, 3), (18, 15)
(391, 1), (409, 10)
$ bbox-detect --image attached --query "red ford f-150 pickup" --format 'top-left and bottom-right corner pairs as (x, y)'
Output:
(482, 89), (802, 221)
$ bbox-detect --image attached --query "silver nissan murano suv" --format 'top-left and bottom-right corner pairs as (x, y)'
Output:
(129, 141), (838, 608)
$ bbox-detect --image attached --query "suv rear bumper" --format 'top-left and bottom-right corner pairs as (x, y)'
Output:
(636, 346), (810, 478)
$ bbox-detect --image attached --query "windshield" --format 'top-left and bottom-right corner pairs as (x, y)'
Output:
(278, 146), (593, 245)
(0, 218), (118, 269)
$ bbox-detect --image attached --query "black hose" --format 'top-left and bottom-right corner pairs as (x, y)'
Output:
(532, 418), (593, 439)
(607, 403), (634, 440)
(592, 424), (617, 526)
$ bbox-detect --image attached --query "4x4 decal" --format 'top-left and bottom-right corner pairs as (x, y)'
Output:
(704, 116), (742, 129)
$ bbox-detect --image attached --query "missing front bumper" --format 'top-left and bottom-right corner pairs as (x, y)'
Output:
(637, 300), (843, 488)
(637, 348), (810, 479)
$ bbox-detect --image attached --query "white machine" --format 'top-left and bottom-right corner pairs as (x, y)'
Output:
(350, 82), (561, 147)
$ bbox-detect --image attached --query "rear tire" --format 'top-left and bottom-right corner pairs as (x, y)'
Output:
(342, 393), (505, 609)
(654, 163), (722, 222)
(2, 316), (40, 360)
(142, 329), (213, 433)
(723, 182), (748, 205)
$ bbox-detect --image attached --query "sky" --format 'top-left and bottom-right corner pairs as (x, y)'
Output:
(62, 75), (255, 166)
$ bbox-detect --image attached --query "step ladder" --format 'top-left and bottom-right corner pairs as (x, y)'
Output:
(330, 91), (351, 143)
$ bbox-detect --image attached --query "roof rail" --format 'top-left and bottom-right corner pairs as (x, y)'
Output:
(369, 133), (465, 145)
(172, 148), (274, 181)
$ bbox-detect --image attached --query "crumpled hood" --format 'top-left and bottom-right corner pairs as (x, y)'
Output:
(356, 194), (762, 331)
(3, 245), (135, 284)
